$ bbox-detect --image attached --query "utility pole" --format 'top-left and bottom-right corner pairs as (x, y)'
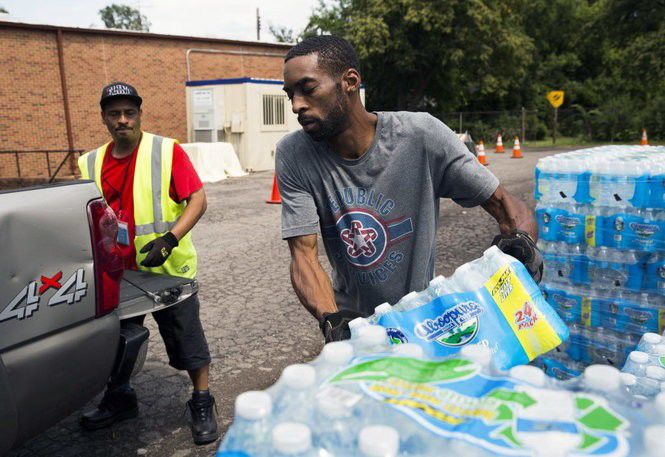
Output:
(256, 8), (261, 41)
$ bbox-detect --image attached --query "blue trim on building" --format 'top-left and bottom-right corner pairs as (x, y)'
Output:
(186, 77), (366, 88)
(186, 77), (284, 87)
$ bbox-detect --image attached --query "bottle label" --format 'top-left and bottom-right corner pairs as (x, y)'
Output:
(585, 215), (597, 247)
(329, 356), (629, 456)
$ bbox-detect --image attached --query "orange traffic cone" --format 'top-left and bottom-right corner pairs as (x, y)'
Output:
(477, 141), (489, 166)
(511, 136), (523, 159)
(266, 174), (282, 204)
(641, 129), (649, 146)
(495, 134), (505, 153)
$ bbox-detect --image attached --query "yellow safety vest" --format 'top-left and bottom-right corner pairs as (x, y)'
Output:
(78, 132), (197, 278)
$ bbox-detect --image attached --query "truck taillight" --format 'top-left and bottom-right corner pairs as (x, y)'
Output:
(87, 199), (123, 316)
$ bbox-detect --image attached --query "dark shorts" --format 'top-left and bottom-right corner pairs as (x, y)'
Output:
(124, 293), (211, 371)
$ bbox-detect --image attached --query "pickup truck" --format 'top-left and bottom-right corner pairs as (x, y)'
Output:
(0, 181), (198, 454)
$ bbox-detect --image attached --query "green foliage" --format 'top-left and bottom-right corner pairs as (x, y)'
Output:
(301, 0), (665, 140)
(0, 6), (7, 13)
(99, 4), (150, 31)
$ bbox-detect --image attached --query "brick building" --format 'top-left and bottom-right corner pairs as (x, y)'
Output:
(0, 20), (291, 181)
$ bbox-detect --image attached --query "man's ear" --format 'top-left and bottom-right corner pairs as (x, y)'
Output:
(342, 68), (361, 94)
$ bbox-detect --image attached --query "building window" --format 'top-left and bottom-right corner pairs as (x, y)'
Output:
(262, 94), (286, 126)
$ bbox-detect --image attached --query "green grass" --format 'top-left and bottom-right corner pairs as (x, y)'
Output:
(483, 136), (665, 149)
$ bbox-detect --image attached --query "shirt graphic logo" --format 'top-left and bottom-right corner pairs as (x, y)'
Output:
(336, 211), (388, 268)
(340, 220), (379, 258)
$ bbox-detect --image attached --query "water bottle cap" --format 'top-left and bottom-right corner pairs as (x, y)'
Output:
(391, 343), (425, 358)
(643, 333), (662, 345)
(281, 364), (316, 390)
(460, 344), (492, 366)
(320, 341), (354, 365)
(619, 372), (637, 387)
(646, 366), (665, 381)
(509, 365), (547, 387)
(272, 422), (312, 454)
(357, 325), (388, 347)
(583, 365), (621, 392)
(348, 317), (369, 331)
(644, 425), (665, 456)
(402, 291), (419, 301)
(235, 390), (272, 421)
(629, 351), (650, 364)
(358, 425), (399, 457)
(651, 344), (665, 357)
(374, 302), (392, 316)
(428, 275), (446, 288)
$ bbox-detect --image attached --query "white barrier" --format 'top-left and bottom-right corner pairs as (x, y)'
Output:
(180, 142), (247, 183)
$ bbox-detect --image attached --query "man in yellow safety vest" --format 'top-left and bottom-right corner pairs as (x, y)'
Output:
(78, 82), (218, 445)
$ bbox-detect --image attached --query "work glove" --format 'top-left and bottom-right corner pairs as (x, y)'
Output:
(319, 309), (365, 343)
(140, 232), (179, 268)
(492, 229), (543, 284)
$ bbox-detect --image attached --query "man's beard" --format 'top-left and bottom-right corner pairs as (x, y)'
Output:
(308, 85), (348, 142)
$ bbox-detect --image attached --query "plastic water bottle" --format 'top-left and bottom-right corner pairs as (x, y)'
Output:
(316, 341), (354, 381)
(393, 290), (431, 312)
(222, 391), (273, 455)
(271, 422), (315, 456)
(349, 317), (370, 339)
(312, 394), (358, 456)
(514, 386), (580, 457)
(583, 364), (622, 394)
(509, 365), (548, 388)
(273, 364), (317, 423)
(358, 425), (399, 457)
(638, 333), (663, 354)
(369, 302), (392, 324)
(353, 325), (390, 355)
(623, 351), (650, 377)
(643, 425), (665, 457)
(427, 275), (455, 298)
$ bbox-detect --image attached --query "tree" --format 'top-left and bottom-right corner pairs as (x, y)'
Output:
(269, 24), (297, 43)
(0, 6), (8, 13)
(99, 4), (150, 31)
(304, 0), (533, 112)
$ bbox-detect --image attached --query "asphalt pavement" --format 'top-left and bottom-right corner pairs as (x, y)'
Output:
(7, 146), (566, 457)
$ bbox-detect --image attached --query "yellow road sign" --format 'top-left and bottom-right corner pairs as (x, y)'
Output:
(547, 91), (564, 108)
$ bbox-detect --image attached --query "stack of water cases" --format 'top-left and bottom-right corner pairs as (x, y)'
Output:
(217, 327), (665, 457)
(534, 146), (665, 379)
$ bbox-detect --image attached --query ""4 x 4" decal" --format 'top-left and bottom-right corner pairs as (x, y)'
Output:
(0, 269), (88, 323)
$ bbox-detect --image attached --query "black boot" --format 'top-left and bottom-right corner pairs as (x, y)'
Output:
(80, 387), (138, 431)
(186, 391), (219, 445)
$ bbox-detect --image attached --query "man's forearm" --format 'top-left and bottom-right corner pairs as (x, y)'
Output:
(171, 188), (207, 241)
(482, 185), (538, 240)
(290, 254), (337, 320)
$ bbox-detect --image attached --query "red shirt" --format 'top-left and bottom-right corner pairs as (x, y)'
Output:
(100, 140), (203, 270)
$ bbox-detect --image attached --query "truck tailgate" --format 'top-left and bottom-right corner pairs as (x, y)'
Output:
(118, 270), (198, 320)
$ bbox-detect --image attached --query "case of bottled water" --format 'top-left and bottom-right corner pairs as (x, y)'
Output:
(361, 245), (569, 371)
(534, 146), (665, 379)
(218, 331), (665, 456)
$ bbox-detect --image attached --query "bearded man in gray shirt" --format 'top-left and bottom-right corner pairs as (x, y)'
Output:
(277, 35), (542, 342)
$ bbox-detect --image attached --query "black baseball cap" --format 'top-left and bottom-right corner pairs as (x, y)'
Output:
(100, 82), (143, 109)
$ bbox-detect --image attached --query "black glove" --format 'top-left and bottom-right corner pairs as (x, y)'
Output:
(139, 232), (179, 267)
(492, 229), (543, 284)
(319, 309), (365, 343)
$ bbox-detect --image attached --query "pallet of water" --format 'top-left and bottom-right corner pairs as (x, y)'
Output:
(534, 145), (665, 376)
(217, 332), (665, 457)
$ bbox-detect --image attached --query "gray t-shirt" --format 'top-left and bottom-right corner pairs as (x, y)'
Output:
(276, 111), (499, 315)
